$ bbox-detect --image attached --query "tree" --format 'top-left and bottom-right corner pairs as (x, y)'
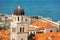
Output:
(28, 33), (35, 40)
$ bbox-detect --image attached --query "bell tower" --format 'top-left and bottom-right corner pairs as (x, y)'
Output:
(13, 4), (24, 22)
(10, 4), (28, 40)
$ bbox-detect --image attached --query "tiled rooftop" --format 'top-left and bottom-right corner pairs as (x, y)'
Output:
(35, 32), (60, 40)
(28, 21), (56, 30)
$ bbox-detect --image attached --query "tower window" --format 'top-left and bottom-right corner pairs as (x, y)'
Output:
(23, 27), (24, 32)
(20, 27), (24, 32)
(20, 27), (22, 32)
(18, 17), (19, 21)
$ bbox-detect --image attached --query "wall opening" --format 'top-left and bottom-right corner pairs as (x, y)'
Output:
(18, 17), (19, 21)
(50, 30), (53, 32)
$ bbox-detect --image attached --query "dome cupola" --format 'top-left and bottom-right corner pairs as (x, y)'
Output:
(14, 5), (24, 15)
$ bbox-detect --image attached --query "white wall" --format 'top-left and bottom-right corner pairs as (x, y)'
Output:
(44, 28), (57, 33)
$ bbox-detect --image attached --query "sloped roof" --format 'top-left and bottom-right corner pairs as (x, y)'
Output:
(35, 32), (60, 40)
(28, 21), (56, 30)
(0, 30), (10, 40)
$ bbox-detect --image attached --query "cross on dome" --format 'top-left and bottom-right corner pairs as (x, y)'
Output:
(18, 4), (21, 8)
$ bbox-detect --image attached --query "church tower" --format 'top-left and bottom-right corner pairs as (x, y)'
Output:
(10, 4), (28, 40)
(13, 4), (24, 22)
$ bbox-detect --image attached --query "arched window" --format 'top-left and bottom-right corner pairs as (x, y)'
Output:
(20, 27), (22, 32)
(18, 17), (19, 21)
(23, 27), (24, 32)
(20, 27), (24, 32)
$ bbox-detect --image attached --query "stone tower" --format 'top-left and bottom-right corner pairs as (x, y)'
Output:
(10, 5), (28, 40)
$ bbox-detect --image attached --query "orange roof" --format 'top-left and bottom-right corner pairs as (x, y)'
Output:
(35, 32), (60, 40)
(28, 21), (56, 30)
(0, 30), (10, 40)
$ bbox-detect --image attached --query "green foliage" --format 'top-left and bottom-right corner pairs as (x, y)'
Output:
(28, 34), (35, 40)
(3, 26), (9, 30)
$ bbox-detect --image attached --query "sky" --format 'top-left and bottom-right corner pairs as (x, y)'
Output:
(0, 0), (60, 21)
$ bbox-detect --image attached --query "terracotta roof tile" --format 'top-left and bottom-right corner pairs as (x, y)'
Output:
(35, 32), (60, 40)
(28, 21), (56, 30)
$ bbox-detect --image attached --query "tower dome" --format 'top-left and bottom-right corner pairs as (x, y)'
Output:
(14, 5), (24, 15)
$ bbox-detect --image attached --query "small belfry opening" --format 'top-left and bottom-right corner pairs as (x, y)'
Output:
(18, 17), (19, 21)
